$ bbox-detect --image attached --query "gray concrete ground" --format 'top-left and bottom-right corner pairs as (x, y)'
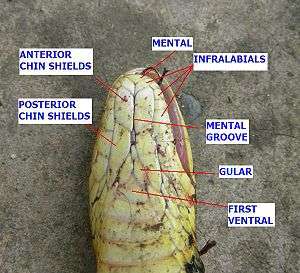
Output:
(0, 0), (299, 272)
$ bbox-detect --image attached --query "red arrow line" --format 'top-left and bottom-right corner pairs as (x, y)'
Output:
(132, 190), (227, 208)
(134, 118), (199, 129)
(142, 51), (176, 77)
(158, 66), (191, 96)
(140, 168), (215, 175)
(94, 76), (127, 102)
(161, 66), (193, 117)
(146, 64), (191, 83)
(85, 124), (116, 147)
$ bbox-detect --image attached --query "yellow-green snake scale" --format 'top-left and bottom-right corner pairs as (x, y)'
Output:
(88, 68), (204, 273)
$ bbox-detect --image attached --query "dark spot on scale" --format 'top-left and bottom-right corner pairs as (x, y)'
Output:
(91, 196), (101, 206)
(112, 175), (120, 187)
(143, 222), (163, 231)
(136, 201), (145, 205)
(188, 234), (194, 246)
(184, 255), (205, 273)
(157, 144), (166, 156)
